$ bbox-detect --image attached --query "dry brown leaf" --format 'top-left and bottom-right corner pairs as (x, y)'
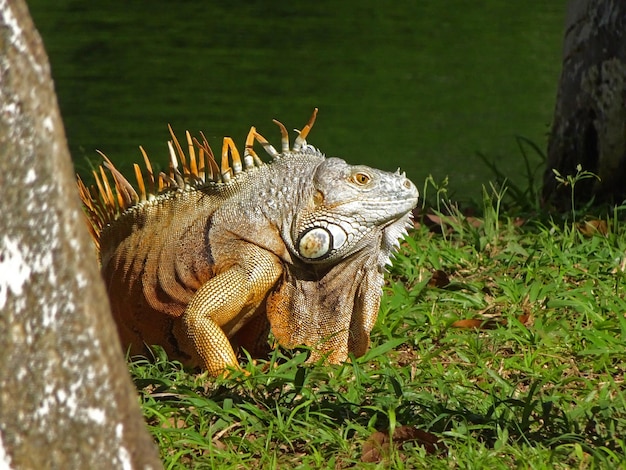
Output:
(361, 430), (388, 463)
(428, 270), (450, 288)
(451, 318), (500, 329)
(393, 426), (444, 455)
(423, 213), (447, 234)
(577, 219), (608, 237)
(513, 217), (526, 227)
(452, 314), (533, 330)
(212, 439), (227, 451)
(423, 212), (484, 231)
(361, 426), (445, 463)
(465, 216), (483, 228)
(517, 313), (533, 326)
(162, 416), (186, 429)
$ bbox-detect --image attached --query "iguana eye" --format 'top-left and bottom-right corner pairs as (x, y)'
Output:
(351, 172), (371, 185)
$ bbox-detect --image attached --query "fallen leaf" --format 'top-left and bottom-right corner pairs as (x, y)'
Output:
(212, 439), (227, 451)
(428, 270), (450, 288)
(423, 213), (447, 234)
(393, 426), (444, 455)
(465, 216), (483, 228)
(451, 318), (501, 329)
(361, 426), (445, 463)
(162, 416), (186, 429)
(452, 314), (533, 330)
(361, 431), (388, 463)
(577, 219), (608, 237)
(513, 217), (526, 227)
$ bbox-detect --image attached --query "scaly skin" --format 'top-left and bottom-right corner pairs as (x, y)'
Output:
(80, 111), (418, 376)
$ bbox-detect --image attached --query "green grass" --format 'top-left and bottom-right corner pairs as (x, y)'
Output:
(128, 190), (626, 469)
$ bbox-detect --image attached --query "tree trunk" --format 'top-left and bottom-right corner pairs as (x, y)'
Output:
(543, 0), (626, 209)
(0, 1), (162, 468)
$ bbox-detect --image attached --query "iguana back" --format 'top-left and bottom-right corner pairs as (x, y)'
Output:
(78, 110), (419, 376)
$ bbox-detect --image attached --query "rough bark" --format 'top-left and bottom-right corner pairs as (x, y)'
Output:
(0, 1), (162, 468)
(543, 0), (626, 209)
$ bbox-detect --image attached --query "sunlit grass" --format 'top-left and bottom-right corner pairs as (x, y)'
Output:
(128, 190), (626, 469)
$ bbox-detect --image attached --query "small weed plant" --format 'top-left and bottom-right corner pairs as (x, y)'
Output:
(129, 165), (626, 469)
(552, 164), (602, 223)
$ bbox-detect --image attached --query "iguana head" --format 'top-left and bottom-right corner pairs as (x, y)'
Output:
(291, 157), (418, 266)
(262, 111), (419, 362)
(267, 153), (418, 362)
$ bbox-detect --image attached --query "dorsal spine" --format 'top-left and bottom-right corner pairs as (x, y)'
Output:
(76, 109), (319, 248)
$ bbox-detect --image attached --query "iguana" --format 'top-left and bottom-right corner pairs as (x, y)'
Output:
(77, 109), (418, 376)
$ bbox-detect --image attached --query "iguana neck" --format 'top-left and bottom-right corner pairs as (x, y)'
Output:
(266, 232), (385, 363)
(209, 152), (324, 265)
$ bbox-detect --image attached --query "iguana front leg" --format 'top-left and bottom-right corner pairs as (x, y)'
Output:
(182, 248), (283, 376)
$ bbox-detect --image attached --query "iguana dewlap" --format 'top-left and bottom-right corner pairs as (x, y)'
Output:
(78, 110), (418, 376)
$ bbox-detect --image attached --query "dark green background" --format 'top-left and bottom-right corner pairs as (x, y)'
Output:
(28, 1), (565, 201)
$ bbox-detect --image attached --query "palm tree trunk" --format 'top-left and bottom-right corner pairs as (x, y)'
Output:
(0, 2), (162, 468)
(543, 0), (626, 209)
